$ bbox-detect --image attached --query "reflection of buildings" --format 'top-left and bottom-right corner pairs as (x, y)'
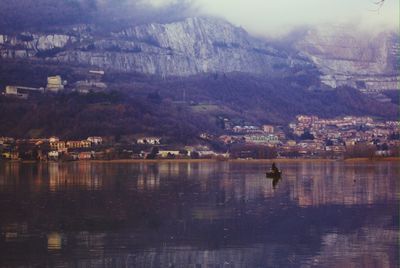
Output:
(286, 162), (397, 207)
(124, 245), (272, 267)
(310, 228), (398, 268)
(48, 163), (103, 191)
(0, 161), (397, 207)
(75, 231), (106, 251)
(218, 172), (277, 203)
(137, 164), (160, 191)
(0, 163), (20, 190)
(47, 232), (63, 250)
(0, 161), (398, 267)
(1, 222), (28, 242)
(13, 225), (398, 268)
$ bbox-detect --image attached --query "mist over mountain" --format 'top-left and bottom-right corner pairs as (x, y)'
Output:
(0, 0), (194, 32)
(288, 25), (399, 100)
(1, 0), (397, 35)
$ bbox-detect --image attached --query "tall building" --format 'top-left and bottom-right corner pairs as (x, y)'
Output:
(46, 76), (64, 93)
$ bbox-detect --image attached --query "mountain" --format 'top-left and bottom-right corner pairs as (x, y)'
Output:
(0, 16), (398, 139)
(2, 17), (398, 85)
(293, 25), (399, 101)
(0, 17), (314, 77)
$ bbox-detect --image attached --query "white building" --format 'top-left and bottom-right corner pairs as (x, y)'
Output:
(46, 76), (65, 93)
(244, 134), (280, 145)
(137, 137), (161, 145)
(49, 137), (60, 143)
(158, 150), (181, 158)
(4, 85), (44, 99)
(87, 136), (103, 145)
(262, 125), (275, 134)
(48, 151), (60, 160)
(89, 70), (105, 76)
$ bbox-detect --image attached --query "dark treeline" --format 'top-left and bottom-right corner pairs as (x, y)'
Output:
(0, 91), (217, 142)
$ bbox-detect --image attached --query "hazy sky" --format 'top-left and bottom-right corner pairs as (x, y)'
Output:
(143, 0), (399, 36)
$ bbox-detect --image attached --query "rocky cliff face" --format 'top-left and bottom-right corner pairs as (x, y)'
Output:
(1, 18), (397, 97)
(0, 17), (311, 77)
(294, 25), (399, 96)
(0, 33), (76, 58)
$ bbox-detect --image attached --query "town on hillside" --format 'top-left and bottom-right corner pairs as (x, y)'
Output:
(1, 115), (399, 161)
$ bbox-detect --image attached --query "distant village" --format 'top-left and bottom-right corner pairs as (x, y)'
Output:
(0, 115), (399, 161)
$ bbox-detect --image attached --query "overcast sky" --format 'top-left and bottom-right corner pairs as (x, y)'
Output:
(143, 0), (399, 37)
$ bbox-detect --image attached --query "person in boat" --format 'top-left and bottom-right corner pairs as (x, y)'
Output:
(271, 162), (279, 173)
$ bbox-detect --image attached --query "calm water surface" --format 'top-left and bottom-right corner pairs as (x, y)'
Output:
(0, 161), (398, 267)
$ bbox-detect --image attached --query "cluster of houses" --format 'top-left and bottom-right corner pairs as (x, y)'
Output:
(1, 136), (104, 161)
(0, 115), (398, 161)
(284, 115), (400, 157)
(210, 115), (399, 158)
(209, 120), (284, 147)
(0, 136), (229, 161)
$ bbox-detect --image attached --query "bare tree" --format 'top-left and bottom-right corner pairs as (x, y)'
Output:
(368, 0), (385, 11)
(374, 0), (385, 7)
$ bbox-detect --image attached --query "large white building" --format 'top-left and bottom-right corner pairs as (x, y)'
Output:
(46, 76), (65, 92)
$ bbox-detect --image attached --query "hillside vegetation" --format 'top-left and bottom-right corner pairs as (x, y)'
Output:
(150, 74), (397, 124)
(0, 70), (397, 140)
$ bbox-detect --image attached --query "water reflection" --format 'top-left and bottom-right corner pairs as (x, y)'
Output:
(0, 161), (398, 267)
(47, 232), (63, 250)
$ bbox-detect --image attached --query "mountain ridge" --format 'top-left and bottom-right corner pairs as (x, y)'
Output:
(0, 17), (315, 77)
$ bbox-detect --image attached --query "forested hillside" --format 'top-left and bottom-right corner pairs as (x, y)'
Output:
(0, 73), (396, 140)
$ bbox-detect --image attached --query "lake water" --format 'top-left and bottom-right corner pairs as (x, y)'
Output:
(0, 161), (398, 267)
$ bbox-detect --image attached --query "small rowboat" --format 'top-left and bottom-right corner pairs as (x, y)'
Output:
(266, 170), (282, 178)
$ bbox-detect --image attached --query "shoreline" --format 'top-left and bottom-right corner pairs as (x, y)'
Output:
(1, 157), (399, 164)
(342, 157), (400, 162)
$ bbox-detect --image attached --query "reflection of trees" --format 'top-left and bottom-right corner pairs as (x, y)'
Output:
(0, 162), (20, 191)
(0, 161), (397, 213)
(48, 163), (104, 191)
